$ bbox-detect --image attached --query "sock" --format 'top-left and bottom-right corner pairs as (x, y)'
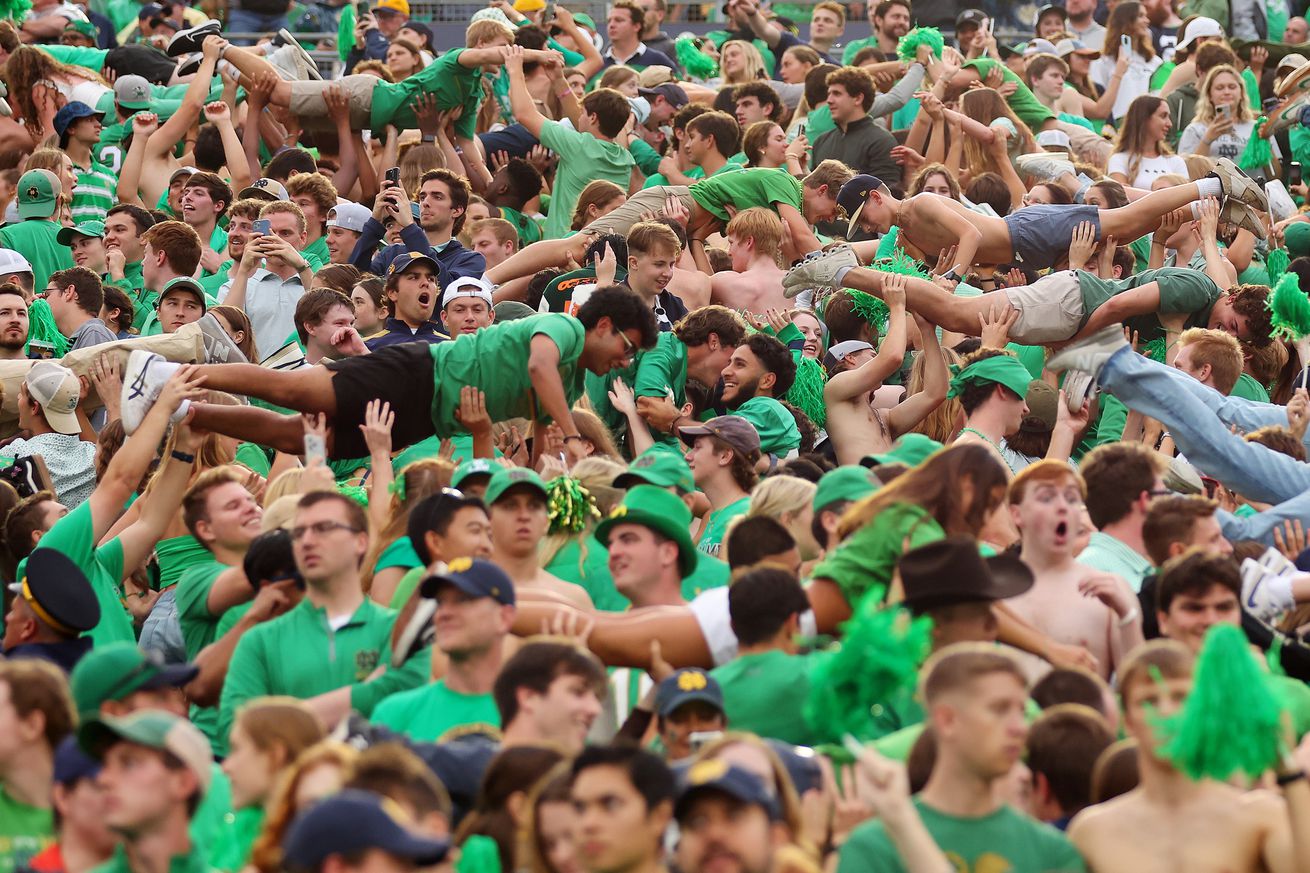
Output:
(1189, 201), (1204, 219)
(1196, 177), (1222, 198)
(834, 265), (854, 287)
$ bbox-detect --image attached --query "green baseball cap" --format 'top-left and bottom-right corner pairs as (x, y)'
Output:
(452, 458), (496, 490)
(862, 433), (944, 469)
(594, 484), (697, 578)
(158, 276), (209, 310)
(79, 710), (213, 794)
(70, 642), (199, 719)
(57, 220), (105, 246)
(613, 447), (695, 493)
(1286, 221), (1310, 257)
(17, 169), (59, 220)
(814, 466), (878, 511)
(64, 18), (96, 38)
(483, 466), (548, 505)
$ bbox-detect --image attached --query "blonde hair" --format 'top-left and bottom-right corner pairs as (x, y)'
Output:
(725, 207), (783, 266)
(961, 89), (1038, 177)
(692, 733), (815, 860)
(466, 19), (514, 46)
(721, 39), (768, 84)
(249, 741), (358, 873)
(258, 200), (308, 236)
(747, 474), (816, 521)
(361, 457), (455, 592)
(1177, 327), (1244, 394)
(1195, 65), (1254, 124)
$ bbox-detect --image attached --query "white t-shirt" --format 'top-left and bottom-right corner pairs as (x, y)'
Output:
(1106, 151), (1189, 188)
(1178, 119), (1281, 165)
(1090, 52), (1161, 121)
(688, 587), (818, 667)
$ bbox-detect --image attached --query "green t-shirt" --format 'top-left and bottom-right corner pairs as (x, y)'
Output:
(370, 679), (501, 742)
(303, 236), (329, 272)
(499, 206), (543, 246)
(632, 331), (690, 449)
(961, 58), (1055, 131)
(0, 220), (73, 296)
(390, 433), (484, 472)
(370, 49), (483, 136)
(209, 805), (263, 873)
(697, 496), (750, 559)
(803, 103), (836, 141)
(842, 36), (879, 64)
(0, 785), (52, 873)
(1231, 372), (1270, 402)
(711, 649), (827, 745)
(38, 44), (109, 71)
(538, 120), (636, 241)
(176, 559), (233, 746)
(836, 800), (1086, 873)
(688, 167), (804, 223)
(427, 313), (586, 436)
(811, 502), (944, 606)
(1075, 267), (1222, 343)
(375, 536), (421, 575)
(733, 395), (801, 456)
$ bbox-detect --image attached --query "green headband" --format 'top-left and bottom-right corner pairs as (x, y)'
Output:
(946, 355), (1033, 400)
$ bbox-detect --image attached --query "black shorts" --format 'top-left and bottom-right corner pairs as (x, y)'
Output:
(325, 343), (437, 459)
(104, 45), (179, 85)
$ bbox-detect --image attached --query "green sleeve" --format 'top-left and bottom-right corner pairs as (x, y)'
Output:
(176, 564), (225, 622)
(374, 537), (421, 573)
(633, 336), (682, 399)
(774, 321), (802, 346)
(532, 313), (586, 365)
(1243, 68), (1261, 109)
(1092, 393), (1129, 446)
(217, 628), (270, 747)
(834, 822), (902, 873)
(33, 499), (94, 564)
(234, 443), (271, 476)
(628, 137), (662, 177)
(349, 645), (431, 715)
(543, 35), (584, 67)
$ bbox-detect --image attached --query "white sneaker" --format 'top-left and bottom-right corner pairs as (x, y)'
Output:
(1240, 558), (1296, 622)
(1014, 152), (1076, 184)
(1212, 158), (1271, 213)
(1046, 325), (1130, 377)
(1061, 369), (1098, 413)
(197, 313), (248, 365)
(121, 351), (179, 435)
(1256, 545), (1297, 578)
(782, 245), (861, 298)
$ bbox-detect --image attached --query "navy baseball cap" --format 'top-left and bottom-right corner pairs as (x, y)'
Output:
(837, 175), (887, 238)
(54, 101), (101, 142)
(638, 82), (689, 108)
(654, 668), (724, 717)
(674, 760), (781, 821)
(53, 736), (102, 786)
(282, 790), (450, 869)
(418, 557), (516, 605)
(387, 251), (438, 276)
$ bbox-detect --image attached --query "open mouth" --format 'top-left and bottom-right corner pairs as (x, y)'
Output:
(1054, 520), (1069, 541)
(417, 292), (432, 308)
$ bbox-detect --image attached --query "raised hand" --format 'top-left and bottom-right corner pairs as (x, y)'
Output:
(454, 385), (492, 437)
(358, 399), (395, 457)
(1068, 220), (1097, 269)
(202, 101), (231, 123)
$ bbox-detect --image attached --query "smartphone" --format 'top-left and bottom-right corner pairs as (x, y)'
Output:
(689, 731), (724, 753)
(304, 431), (326, 464)
(1218, 103), (1231, 118)
(1293, 162), (1303, 187)
(981, 16), (991, 35)
(252, 218), (271, 236)
(385, 166), (400, 186)
(797, 121), (806, 137)
(1121, 34), (1131, 54)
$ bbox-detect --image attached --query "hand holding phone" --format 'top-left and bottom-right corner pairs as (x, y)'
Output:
(252, 218), (271, 236)
(385, 166), (400, 186)
(1292, 162), (1303, 187)
(1120, 34), (1131, 58)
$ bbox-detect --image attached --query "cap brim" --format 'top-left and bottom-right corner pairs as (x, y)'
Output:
(44, 409), (82, 435)
(418, 574), (482, 600)
(659, 690), (724, 717)
(18, 201), (56, 220)
(613, 471), (663, 490)
(136, 662), (200, 692)
(237, 187), (280, 201)
(845, 199), (865, 239)
(677, 424), (715, 441)
(675, 783), (780, 822)
(118, 101), (150, 110)
(383, 833), (449, 866)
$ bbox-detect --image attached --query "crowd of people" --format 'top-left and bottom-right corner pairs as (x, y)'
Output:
(2, 0), (1310, 871)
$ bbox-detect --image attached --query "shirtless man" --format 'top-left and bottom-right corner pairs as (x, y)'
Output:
(485, 467), (592, 610)
(711, 208), (788, 314)
(946, 348), (1034, 474)
(1006, 461), (1144, 681)
(1069, 639), (1310, 873)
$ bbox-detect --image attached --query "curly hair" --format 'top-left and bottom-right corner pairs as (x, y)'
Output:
(1226, 285), (1273, 348)
(3, 46), (105, 135)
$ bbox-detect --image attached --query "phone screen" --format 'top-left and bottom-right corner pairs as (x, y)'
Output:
(1293, 163), (1303, 186)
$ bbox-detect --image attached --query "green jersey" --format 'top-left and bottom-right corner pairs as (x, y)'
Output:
(1075, 267), (1222, 343)
(0, 220), (73, 295)
(0, 785), (52, 873)
(711, 649), (827, 746)
(837, 800), (1086, 873)
(688, 168), (804, 223)
(71, 159), (118, 223)
(427, 313), (586, 436)
(633, 332), (689, 450)
(685, 551), (730, 600)
(370, 679), (501, 742)
(696, 496), (750, 559)
(370, 49), (483, 137)
(842, 35), (879, 64)
(812, 502), (944, 606)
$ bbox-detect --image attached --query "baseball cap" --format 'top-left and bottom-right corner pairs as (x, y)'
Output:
(822, 339), (873, 370)
(25, 360), (80, 434)
(613, 447), (695, 493)
(493, 300), (536, 322)
(627, 96), (651, 125)
(451, 458), (496, 490)
(515, 0), (545, 11)
(159, 276), (207, 310)
(675, 760), (781, 822)
(64, 19), (96, 38)
(655, 669), (724, 717)
(137, 2), (165, 19)
(326, 201), (370, 232)
(372, 0), (410, 14)
(282, 790), (449, 870)
(114, 74), (152, 111)
(442, 276), (493, 309)
(956, 8), (987, 29)
(238, 178), (289, 202)
(53, 737), (101, 786)
(1054, 37), (1099, 58)
(1035, 129), (1071, 150)
(1020, 381), (1058, 433)
(1176, 16), (1222, 50)
(483, 466), (548, 505)
(862, 433), (944, 469)
(0, 249), (32, 276)
(17, 169), (59, 220)
(79, 710), (214, 794)
(399, 19), (432, 45)
(169, 166), (198, 186)
(57, 220), (106, 247)
(1023, 38), (1059, 57)
(638, 66), (676, 87)
(1279, 52), (1308, 72)
(678, 415), (762, 460)
(638, 82), (690, 108)
(70, 643), (200, 719)
(1035, 4), (1066, 24)
(836, 174), (887, 238)
(813, 465), (878, 511)
(387, 251), (438, 277)
(419, 556), (516, 604)
(54, 101), (100, 142)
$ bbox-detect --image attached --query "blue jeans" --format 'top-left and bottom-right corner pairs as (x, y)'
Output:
(226, 7), (288, 44)
(139, 587), (187, 664)
(1100, 347), (1310, 504)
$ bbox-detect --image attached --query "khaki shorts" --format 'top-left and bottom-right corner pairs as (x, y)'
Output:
(581, 186), (694, 237)
(1003, 270), (1086, 344)
(289, 75), (375, 130)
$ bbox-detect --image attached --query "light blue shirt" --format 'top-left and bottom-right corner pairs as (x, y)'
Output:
(1078, 531), (1154, 592)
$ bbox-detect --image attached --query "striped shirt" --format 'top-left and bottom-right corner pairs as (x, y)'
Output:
(71, 160), (117, 223)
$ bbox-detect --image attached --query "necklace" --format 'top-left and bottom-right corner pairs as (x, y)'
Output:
(957, 426), (1000, 448)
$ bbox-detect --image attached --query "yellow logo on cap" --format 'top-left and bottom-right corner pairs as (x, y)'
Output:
(677, 671), (708, 692)
(688, 759), (727, 785)
(448, 556), (473, 573)
(609, 505), (628, 519)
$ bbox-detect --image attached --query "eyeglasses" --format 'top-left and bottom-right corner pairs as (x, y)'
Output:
(290, 520), (362, 541)
(615, 329), (637, 361)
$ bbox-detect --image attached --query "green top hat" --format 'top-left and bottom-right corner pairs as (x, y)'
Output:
(594, 484), (697, 579)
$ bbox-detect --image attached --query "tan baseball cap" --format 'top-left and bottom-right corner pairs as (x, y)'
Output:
(25, 361), (80, 435)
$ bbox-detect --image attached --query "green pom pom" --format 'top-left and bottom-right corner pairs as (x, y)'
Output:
(1154, 624), (1286, 781)
(456, 835), (502, 873)
(803, 586), (933, 742)
(0, 0), (31, 21)
(1267, 247), (1291, 287)
(546, 476), (599, 535)
(1268, 273), (1310, 341)
(1239, 119), (1274, 173)
(676, 36), (718, 80)
(1142, 337), (1168, 363)
(874, 227), (900, 260)
(847, 290), (889, 335)
(24, 297), (68, 359)
(785, 354), (827, 428)
(335, 484), (369, 506)
(896, 26), (944, 63)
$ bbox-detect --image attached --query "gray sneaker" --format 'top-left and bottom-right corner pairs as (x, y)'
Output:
(1046, 325), (1130, 378)
(197, 312), (249, 365)
(1220, 198), (1268, 240)
(782, 245), (861, 298)
(1015, 152), (1076, 183)
(1213, 158), (1270, 213)
(1061, 369), (1098, 413)
(278, 29), (323, 80)
(121, 350), (179, 435)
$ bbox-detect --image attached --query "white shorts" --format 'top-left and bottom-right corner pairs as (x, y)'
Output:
(1003, 270), (1086, 344)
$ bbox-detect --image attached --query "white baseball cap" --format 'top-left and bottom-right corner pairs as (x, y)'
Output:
(25, 361), (80, 435)
(0, 249), (33, 277)
(327, 202), (371, 233)
(442, 276), (494, 309)
(1176, 17), (1222, 50)
(1036, 129), (1072, 150)
(823, 339), (874, 370)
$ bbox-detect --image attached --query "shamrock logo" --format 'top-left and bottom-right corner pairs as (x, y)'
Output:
(677, 670), (708, 691)
(448, 556), (473, 573)
(26, 186), (38, 199)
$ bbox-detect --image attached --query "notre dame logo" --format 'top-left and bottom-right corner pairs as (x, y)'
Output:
(355, 649), (380, 681)
(26, 186), (38, 199)
(677, 670), (708, 692)
(448, 556), (473, 573)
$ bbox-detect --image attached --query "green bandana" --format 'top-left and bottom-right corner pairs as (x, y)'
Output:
(946, 355), (1034, 400)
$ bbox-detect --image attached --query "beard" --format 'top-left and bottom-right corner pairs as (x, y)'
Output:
(724, 376), (761, 408)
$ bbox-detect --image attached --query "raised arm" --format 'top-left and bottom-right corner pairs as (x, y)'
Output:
(528, 332), (586, 462)
(503, 45), (548, 138)
(202, 101), (252, 194)
(824, 280), (908, 403)
(887, 315), (948, 438)
(115, 113), (157, 207)
(552, 7), (602, 79)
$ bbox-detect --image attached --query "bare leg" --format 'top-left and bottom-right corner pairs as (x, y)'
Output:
(841, 269), (991, 334)
(218, 44), (293, 106)
(1099, 181), (1208, 240)
(190, 404), (307, 454)
(195, 363), (338, 415)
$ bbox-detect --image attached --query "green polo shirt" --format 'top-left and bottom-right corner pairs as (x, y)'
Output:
(711, 649), (827, 746)
(218, 596), (429, 745)
(1078, 531), (1153, 593)
(370, 679), (500, 742)
(176, 559), (233, 747)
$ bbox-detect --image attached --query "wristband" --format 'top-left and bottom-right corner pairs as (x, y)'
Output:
(1117, 607), (1140, 627)
(171, 450), (196, 464)
(563, 434), (586, 443)
(1277, 770), (1306, 786)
